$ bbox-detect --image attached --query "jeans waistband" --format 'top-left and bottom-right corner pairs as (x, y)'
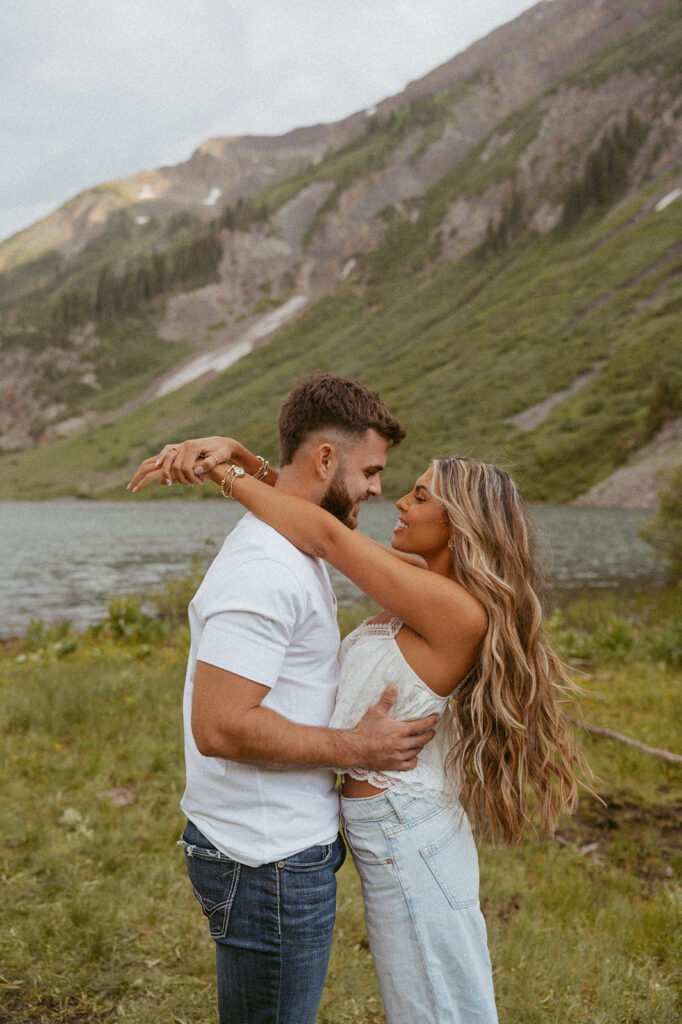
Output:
(340, 786), (456, 823)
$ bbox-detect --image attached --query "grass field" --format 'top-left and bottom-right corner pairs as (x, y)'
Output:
(1, 586), (680, 1023)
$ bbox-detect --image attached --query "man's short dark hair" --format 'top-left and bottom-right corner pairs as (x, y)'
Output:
(278, 373), (406, 466)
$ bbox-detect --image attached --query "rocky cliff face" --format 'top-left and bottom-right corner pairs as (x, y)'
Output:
(1, 0), (671, 273)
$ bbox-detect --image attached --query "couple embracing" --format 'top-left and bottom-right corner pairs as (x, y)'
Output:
(129, 373), (585, 1024)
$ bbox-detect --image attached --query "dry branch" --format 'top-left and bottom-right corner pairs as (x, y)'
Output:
(565, 715), (682, 765)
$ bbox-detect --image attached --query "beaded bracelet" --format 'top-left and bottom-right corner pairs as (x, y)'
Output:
(220, 464), (245, 498)
(253, 456), (269, 481)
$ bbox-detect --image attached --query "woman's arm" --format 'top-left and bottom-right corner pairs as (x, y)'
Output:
(364, 535), (427, 569)
(127, 436), (278, 492)
(212, 465), (485, 679)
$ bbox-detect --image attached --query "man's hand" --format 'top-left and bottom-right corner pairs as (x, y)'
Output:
(190, 665), (437, 773)
(344, 686), (438, 772)
(127, 436), (240, 492)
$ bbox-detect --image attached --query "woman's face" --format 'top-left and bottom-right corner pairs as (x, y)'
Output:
(392, 468), (451, 559)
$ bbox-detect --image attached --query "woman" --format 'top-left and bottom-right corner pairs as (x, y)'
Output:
(132, 439), (586, 1023)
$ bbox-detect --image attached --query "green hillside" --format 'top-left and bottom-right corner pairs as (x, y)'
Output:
(1, 0), (680, 501)
(2, 172), (680, 503)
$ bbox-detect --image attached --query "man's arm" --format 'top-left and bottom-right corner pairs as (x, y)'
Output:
(192, 661), (437, 772)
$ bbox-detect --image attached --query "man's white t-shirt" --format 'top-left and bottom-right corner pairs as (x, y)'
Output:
(180, 512), (341, 867)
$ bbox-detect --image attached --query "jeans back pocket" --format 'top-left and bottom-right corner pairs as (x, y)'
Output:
(420, 817), (479, 910)
(180, 834), (241, 940)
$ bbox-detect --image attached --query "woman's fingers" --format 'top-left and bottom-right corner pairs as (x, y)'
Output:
(193, 452), (218, 478)
(128, 437), (236, 492)
(153, 443), (182, 468)
(151, 447), (179, 486)
(173, 442), (212, 484)
(128, 445), (182, 490)
(127, 459), (166, 492)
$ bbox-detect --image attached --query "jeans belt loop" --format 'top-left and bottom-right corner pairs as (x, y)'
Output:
(385, 789), (407, 822)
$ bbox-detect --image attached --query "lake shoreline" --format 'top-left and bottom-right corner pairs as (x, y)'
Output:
(1, 501), (663, 640)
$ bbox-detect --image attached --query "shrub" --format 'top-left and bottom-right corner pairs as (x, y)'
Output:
(150, 558), (207, 624)
(639, 465), (682, 581)
(96, 595), (167, 645)
(549, 603), (682, 669)
(22, 618), (79, 658)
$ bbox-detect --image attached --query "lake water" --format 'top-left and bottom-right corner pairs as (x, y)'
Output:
(0, 500), (663, 639)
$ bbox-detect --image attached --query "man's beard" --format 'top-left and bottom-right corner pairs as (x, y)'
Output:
(321, 472), (357, 528)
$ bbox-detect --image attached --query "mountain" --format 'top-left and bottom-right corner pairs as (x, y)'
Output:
(1, 0), (680, 504)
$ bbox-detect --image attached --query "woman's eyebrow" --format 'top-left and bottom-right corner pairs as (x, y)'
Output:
(414, 484), (432, 496)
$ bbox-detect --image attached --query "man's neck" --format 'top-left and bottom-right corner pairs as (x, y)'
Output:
(274, 464), (324, 507)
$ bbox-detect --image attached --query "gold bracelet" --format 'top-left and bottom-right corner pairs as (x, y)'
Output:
(253, 456), (269, 481)
(220, 464), (245, 498)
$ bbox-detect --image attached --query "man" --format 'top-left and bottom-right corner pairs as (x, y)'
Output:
(128, 374), (437, 1024)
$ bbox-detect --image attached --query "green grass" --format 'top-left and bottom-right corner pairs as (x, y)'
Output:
(1, 586), (680, 1022)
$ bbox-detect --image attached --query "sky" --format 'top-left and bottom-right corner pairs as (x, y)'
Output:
(1, 0), (539, 245)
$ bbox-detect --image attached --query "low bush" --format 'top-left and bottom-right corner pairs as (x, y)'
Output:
(549, 606), (682, 669)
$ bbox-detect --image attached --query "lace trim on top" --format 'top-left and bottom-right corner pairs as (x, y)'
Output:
(343, 615), (402, 646)
(334, 616), (457, 795)
(341, 616), (465, 705)
(334, 615), (476, 799)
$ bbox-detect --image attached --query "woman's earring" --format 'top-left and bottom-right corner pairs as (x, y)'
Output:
(447, 539), (455, 552)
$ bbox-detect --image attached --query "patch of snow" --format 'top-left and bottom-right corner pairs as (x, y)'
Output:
(365, 105), (377, 117)
(202, 188), (222, 207)
(135, 215), (150, 225)
(138, 185), (156, 200)
(155, 295), (308, 398)
(340, 259), (356, 281)
(655, 188), (682, 213)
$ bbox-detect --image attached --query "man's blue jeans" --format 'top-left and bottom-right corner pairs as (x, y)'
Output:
(180, 820), (346, 1024)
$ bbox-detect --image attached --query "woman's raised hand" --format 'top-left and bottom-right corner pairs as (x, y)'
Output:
(127, 437), (238, 492)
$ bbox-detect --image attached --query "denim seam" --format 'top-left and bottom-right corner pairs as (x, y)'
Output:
(421, 854), (478, 909)
(383, 803), (443, 838)
(384, 789), (408, 822)
(282, 843), (333, 872)
(343, 822), (394, 866)
(385, 830), (442, 1014)
(420, 831), (479, 910)
(178, 840), (227, 861)
(275, 863), (283, 1024)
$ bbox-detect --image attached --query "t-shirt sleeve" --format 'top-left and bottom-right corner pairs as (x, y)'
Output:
(196, 557), (303, 688)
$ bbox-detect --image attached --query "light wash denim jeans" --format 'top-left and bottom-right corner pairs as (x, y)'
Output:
(179, 819), (345, 1024)
(341, 790), (498, 1024)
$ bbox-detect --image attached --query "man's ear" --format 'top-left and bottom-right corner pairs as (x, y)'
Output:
(313, 442), (338, 481)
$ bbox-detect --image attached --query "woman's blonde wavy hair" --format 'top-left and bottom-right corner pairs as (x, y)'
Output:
(433, 455), (586, 845)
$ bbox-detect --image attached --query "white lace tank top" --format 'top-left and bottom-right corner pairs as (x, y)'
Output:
(329, 617), (458, 800)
